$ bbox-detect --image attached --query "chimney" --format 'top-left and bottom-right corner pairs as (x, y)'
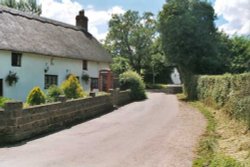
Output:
(76, 10), (88, 31)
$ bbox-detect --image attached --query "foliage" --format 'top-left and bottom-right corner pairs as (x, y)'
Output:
(229, 36), (250, 73)
(143, 38), (172, 84)
(0, 97), (11, 108)
(158, 0), (225, 97)
(119, 70), (147, 100)
(110, 56), (132, 76)
(159, 0), (221, 74)
(5, 71), (19, 86)
(81, 72), (89, 82)
(196, 73), (250, 127)
(104, 10), (157, 74)
(61, 74), (86, 99)
(26, 86), (46, 106)
(46, 85), (63, 102)
(216, 33), (250, 74)
(0, 0), (42, 15)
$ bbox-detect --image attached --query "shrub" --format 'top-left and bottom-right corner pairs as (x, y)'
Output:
(119, 70), (147, 100)
(0, 97), (11, 108)
(46, 85), (63, 102)
(61, 74), (86, 99)
(27, 86), (46, 106)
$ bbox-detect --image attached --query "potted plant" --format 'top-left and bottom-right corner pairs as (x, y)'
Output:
(81, 72), (89, 82)
(6, 71), (19, 86)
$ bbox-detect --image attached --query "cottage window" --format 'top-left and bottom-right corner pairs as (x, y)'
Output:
(44, 75), (58, 89)
(91, 78), (99, 90)
(12, 53), (22, 67)
(82, 60), (88, 70)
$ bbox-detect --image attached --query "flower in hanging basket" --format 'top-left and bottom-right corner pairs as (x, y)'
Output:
(6, 71), (19, 86)
(81, 72), (89, 82)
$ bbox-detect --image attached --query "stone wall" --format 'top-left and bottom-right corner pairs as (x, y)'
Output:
(0, 90), (131, 144)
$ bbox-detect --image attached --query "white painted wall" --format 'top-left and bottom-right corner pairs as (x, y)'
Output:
(0, 50), (110, 101)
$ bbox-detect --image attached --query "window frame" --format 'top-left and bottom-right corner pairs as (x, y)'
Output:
(11, 52), (22, 67)
(44, 75), (58, 89)
(82, 60), (88, 70)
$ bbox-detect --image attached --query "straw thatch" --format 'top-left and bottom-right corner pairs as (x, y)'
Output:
(0, 5), (112, 63)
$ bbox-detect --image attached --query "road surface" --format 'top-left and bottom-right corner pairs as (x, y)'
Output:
(0, 93), (206, 167)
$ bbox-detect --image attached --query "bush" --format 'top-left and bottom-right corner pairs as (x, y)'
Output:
(61, 74), (86, 99)
(27, 86), (46, 106)
(46, 85), (63, 102)
(0, 97), (11, 108)
(119, 71), (147, 100)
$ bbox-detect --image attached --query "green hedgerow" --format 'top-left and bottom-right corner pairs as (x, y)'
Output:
(46, 85), (64, 102)
(61, 74), (86, 99)
(27, 86), (46, 106)
(119, 70), (147, 100)
(195, 72), (250, 128)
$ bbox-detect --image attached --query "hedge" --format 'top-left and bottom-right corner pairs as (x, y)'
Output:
(119, 70), (147, 100)
(194, 73), (250, 127)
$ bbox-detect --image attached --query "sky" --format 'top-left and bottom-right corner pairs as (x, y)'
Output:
(38, 0), (250, 41)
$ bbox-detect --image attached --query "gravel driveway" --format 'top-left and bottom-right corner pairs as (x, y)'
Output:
(0, 92), (206, 167)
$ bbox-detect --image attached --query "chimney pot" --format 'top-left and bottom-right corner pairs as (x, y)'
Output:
(76, 9), (88, 31)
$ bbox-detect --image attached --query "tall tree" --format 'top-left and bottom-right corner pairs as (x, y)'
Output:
(159, 0), (220, 98)
(0, 0), (41, 15)
(229, 36), (250, 73)
(104, 10), (157, 74)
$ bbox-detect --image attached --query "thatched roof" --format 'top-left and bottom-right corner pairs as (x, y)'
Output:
(0, 6), (112, 63)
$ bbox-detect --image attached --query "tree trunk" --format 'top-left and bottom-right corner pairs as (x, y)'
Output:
(178, 66), (198, 100)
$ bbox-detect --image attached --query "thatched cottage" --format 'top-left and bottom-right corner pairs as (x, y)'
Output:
(0, 6), (112, 101)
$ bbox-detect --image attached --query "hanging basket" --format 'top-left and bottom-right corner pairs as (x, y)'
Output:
(6, 71), (19, 86)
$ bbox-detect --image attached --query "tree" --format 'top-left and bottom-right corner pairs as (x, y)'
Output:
(0, 0), (41, 15)
(144, 37), (172, 84)
(159, 0), (221, 98)
(229, 36), (250, 73)
(110, 56), (132, 76)
(105, 10), (157, 74)
(216, 32), (250, 74)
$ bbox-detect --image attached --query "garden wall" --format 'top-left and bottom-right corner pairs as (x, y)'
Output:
(0, 90), (131, 144)
(195, 73), (250, 127)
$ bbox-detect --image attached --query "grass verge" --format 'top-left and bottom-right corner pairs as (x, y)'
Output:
(145, 83), (168, 89)
(176, 94), (245, 167)
(190, 102), (244, 167)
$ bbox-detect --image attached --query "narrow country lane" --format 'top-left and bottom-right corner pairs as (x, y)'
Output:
(0, 93), (206, 167)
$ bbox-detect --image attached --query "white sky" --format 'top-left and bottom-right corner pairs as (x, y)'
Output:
(39, 0), (250, 41)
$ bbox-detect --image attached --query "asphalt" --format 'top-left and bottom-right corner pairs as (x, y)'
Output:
(0, 92), (206, 167)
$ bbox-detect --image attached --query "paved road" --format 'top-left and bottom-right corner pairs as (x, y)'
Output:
(0, 93), (206, 167)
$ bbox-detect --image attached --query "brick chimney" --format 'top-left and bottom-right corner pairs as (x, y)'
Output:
(76, 10), (88, 31)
